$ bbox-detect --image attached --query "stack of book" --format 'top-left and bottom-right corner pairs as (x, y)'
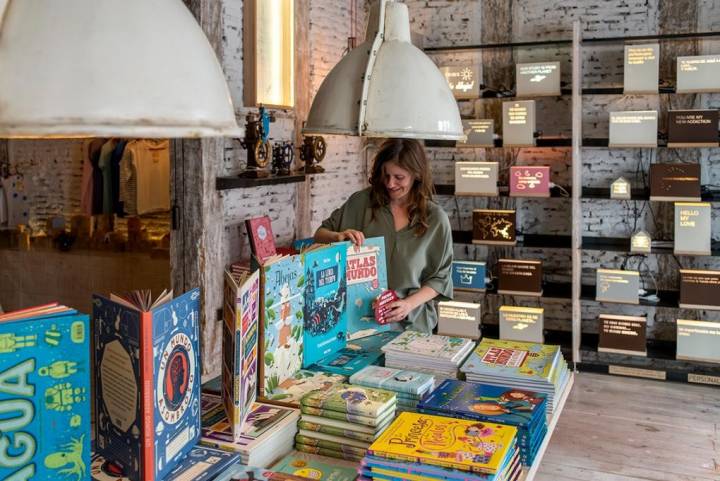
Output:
(361, 412), (521, 481)
(297, 383), (397, 461)
(263, 369), (347, 406)
(213, 464), (308, 481)
(418, 380), (548, 466)
(381, 330), (475, 382)
(350, 365), (435, 413)
(272, 452), (359, 481)
(200, 393), (300, 468)
(309, 329), (403, 376)
(461, 338), (570, 415)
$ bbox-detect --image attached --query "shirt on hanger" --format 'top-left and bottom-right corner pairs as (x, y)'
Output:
(0, 184), (7, 227)
(80, 138), (105, 216)
(97, 139), (116, 215)
(122, 140), (170, 215)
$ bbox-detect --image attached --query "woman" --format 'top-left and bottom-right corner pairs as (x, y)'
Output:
(314, 138), (453, 333)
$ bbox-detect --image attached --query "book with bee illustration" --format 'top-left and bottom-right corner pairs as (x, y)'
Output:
(93, 288), (201, 481)
(0, 303), (91, 481)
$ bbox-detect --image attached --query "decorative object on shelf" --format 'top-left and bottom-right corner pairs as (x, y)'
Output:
(667, 110), (719, 147)
(451, 260), (487, 292)
(502, 100), (536, 147)
(676, 54), (720, 93)
(608, 111), (658, 148)
(472, 209), (517, 246)
(272, 141), (296, 176)
(300, 136), (327, 173)
(374, 290), (400, 325)
(437, 301), (481, 340)
(516, 61), (561, 97)
(245, 215), (278, 264)
(676, 319), (720, 364)
(457, 119), (495, 147)
(598, 314), (647, 357)
(240, 108), (274, 178)
(623, 43), (659, 94)
(649, 163), (701, 201)
(679, 269), (720, 310)
(610, 177), (632, 199)
(674, 202), (711, 255)
(454, 162), (499, 196)
(497, 259), (543, 296)
(630, 230), (652, 253)
(439, 64), (481, 99)
(499, 306), (544, 344)
(509, 166), (550, 198)
(595, 268), (639, 305)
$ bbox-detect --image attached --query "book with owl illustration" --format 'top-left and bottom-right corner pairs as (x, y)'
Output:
(0, 304), (90, 481)
(472, 209), (517, 246)
(300, 383), (396, 418)
(93, 288), (201, 481)
(301, 244), (348, 367)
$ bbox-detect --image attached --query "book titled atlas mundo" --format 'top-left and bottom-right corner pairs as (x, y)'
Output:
(674, 202), (712, 255)
(503, 100), (536, 147)
(667, 110), (719, 147)
(458, 119), (495, 147)
(499, 306), (544, 344)
(472, 209), (517, 246)
(595, 269), (639, 304)
(516, 61), (561, 97)
(451, 260), (487, 292)
(455, 161), (499, 196)
(623, 43), (660, 94)
(509, 166), (550, 197)
(649, 163), (701, 201)
(676, 54), (720, 93)
(608, 111), (658, 148)
(440, 64), (481, 99)
(679, 269), (720, 310)
(598, 314), (647, 356)
(498, 259), (543, 296)
(676, 319), (720, 364)
(437, 301), (482, 340)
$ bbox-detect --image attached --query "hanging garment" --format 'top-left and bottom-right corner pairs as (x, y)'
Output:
(0, 184), (7, 227)
(123, 140), (171, 215)
(97, 139), (116, 215)
(110, 139), (127, 216)
(1, 174), (32, 228)
(80, 138), (105, 215)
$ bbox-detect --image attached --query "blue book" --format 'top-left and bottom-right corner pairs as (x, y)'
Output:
(452, 260), (487, 292)
(349, 366), (435, 396)
(302, 244), (347, 367)
(93, 289), (201, 481)
(346, 330), (401, 353)
(0, 304), (90, 481)
(310, 348), (383, 376)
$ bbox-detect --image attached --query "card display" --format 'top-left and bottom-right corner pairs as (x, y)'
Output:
(595, 269), (639, 304)
(668, 110), (719, 147)
(674, 202), (712, 255)
(679, 269), (720, 310)
(455, 161), (499, 196)
(649, 163), (701, 201)
(509, 166), (550, 197)
(516, 61), (561, 97)
(437, 301), (481, 340)
(503, 100), (536, 147)
(440, 64), (481, 99)
(598, 314), (647, 356)
(472, 209), (517, 246)
(609, 111), (658, 148)
(623, 43), (659, 94)
(451, 260), (486, 292)
(677, 320), (720, 364)
(631, 230), (652, 253)
(610, 177), (632, 199)
(676, 55), (720, 93)
(458, 119), (495, 147)
(499, 306), (544, 344)
(498, 259), (543, 296)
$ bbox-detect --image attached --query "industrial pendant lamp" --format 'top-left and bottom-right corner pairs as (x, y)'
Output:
(0, 0), (243, 138)
(303, 0), (463, 140)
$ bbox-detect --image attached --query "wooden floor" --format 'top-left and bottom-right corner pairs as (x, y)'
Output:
(535, 372), (720, 481)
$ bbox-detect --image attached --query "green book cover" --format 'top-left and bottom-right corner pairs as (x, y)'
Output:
(296, 432), (370, 450)
(298, 420), (377, 442)
(300, 404), (394, 427)
(273, 452), (359, 481)
(300, 383), (396, 417)
(294, 443), (366, 462)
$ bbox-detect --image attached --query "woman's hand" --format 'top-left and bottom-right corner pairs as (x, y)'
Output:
(338, 229), (365, 245)
(385, 298), (414, 323)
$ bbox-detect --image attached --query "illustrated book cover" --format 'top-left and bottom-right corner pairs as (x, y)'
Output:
(246, 216), (278, 264)
(273, 452), (359, 481)
(300, 383), (396, 418)
(381, 330), (474, 363)
(263, 369), (346, 407)
(461, 338), (562, 385)
(349, 365), (435, 396)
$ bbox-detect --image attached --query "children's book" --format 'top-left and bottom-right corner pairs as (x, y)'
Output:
(298, 419), (377, 442)
(349, 365), (435, 396)
(362, 453), (520, 481)
(223, 266), (261, 440)
(273, 452), (360, 481)
(296, 432), (370, 450)
(460, 338), (561, 385)
(346, 329), (402, 352)
(264, 369), (346, 406)
(93, 288), (200, 481)
(246, 216), (278, 264)
(302, 244), (347, 366)
(310, 347), (383, 376)
(0, 303), (90, 481)
(300, 405), (394, 428)
(294, 442), (365, 462)
(382, 330), (474, 363)
(213, 464), (309, 481)
(300, 383), (396, 418)
(300, 413), (386, 435)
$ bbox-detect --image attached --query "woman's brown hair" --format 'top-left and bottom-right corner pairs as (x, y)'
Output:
(369, 138), (435, 236)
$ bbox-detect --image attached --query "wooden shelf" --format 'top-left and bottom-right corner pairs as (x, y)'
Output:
(581, 236), (720, 256)
(452, 232), (572, 249)
(426, 138), (572, 148)
(435, 184), (571, 197)
(582, 30), (720, 44)
(583, 137), (720, 148)
(216, 173), (308, 190)
(581, 187), (720, 202)
(424, 39), (572, 52)
(460, 281), (572, 301)
(582, 86), (677, 95)
(580, 285), (679, 309)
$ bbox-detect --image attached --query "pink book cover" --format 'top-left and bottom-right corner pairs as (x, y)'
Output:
(509, 166), (550, 197)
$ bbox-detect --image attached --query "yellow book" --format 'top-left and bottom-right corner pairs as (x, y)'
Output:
(368, 412), (517, 474)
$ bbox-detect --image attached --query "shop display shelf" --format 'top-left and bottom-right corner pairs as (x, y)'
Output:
(216, 173), (308, 190)
(425, 138), (572, 148)
(435, 184), (571, 197)
(452, 232), (572, 249)
(581, 236), (720, 256)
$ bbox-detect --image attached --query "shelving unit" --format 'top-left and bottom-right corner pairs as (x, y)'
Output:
(216, 172), (308, 190)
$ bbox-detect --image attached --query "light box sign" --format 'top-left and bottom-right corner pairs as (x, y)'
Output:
(668, 110), (719, 147)
(596, 269), (640, 305)
(609, 111), (658, 148)
(438, 301), (481, 340)
(503, 101), (536, 147)
(610, 177), (632, 199)
(499, 306), (544, 344)
(623, 43), (659, 94)
(649, 163), (701, 202)
(451, 260), (487, 292)
(498, 259), (543, 297)
(509, 166), (550, 198)
(516, 61), (561, 97)
(458, 119), (495, 147)
(598, 314), (647, 356)
(677, 319), (720, 364)
(440, 64), (481, 99)
(677, 55), (720, 93)
(680, 269), (720, 310)
(455, 162), (499, 196)
(674, 202), (711, 256)
(472, 209), (517, 246)
(631, 230), (652, 253)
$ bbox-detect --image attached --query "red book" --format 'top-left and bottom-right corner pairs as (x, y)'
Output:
(245, 216), (277, 263)
(374, 290), (400, 325)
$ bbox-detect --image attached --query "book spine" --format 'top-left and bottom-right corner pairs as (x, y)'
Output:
(141, 311), (155, 481)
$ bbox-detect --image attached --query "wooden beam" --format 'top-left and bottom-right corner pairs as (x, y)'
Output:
(295, 0), (313, 239)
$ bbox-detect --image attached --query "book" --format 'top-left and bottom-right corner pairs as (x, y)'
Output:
(246, 216), (278, 264)
(516, 61), (561, 97)
(608, 111), (658, 148)
(452, 260), (487, 292)
(498, 259), (543, 296)
(679, 269), (720, 310)
(455, 162), (499, 196)
(273, 452), (359, 481)
(472, 209), (517, 246)
(300, 405), (394, 428)
(499, 306), (544, 344)
(382, 330), (474, 363)
(458, 119), (495, 148)
(223, 266), (261, 440)
(349, 366), (435, 396)
(361, 453), (520, 481)
(440, 64), (481, 99)
(213, 465), (308, 481)
(310, 347), (383, 376)
(676, 319), (720, 364)
(676, 54), (720, 93)
(674, 202), (712, 255)
(300, 383), (396, 418)
(296, 431), (370, 450)
(667, 110), (719, 147)
(264, 369), (346, 406)
(509, 166), (550, 197)
(94, 289), (200, 481)
(598, 314), (647, 356)
(300, 413), (388, 435)
(624, 43), (659, 94)
(437, 301), (482, 340)
(0, 304), (90, 481)
(595, 268), (640, 304)
(503, 100), (536, 147)
(298, 419), (378, 442)
(649, 163), (701, 201)
(294, 442), (366, 462)
(346, 330), (402, 352)
(302, 244), (347, 366)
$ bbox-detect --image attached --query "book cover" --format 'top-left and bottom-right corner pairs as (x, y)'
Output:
(296, 432), (370, 450)
(677, 55), (720, 93)
(347, 330), (402, 352)
(667, 110), (719, 147)
(342, 237), (393, 340)
(608, 111), (658, 148)
(502, 101), (536, 147)
(223, 267), (260, 440)
(381, 330), (474, 362)
(94, 289), (200, 481)
(598, 314), (647, 356)
(437, 301), (482, 340)
(649, 163), (701, 201)
(472, 209), (517, 246)
(294, 443), (366, 462)
(509, 166), (550, 198)
(300, 413), (387, 434)
(516, 61), (561, 97)
(458, 119), (495, 148)
(452, 260), (487, 292)
(455, 162), (499, 196)
(595, 269), (640, 304)
(679, 269), (720, 310)
(498, 259), (543, 296)
(298, 419), (377, 442)
(310, 347), (384, 376)
(0, 305), (90, 481)
(264, 369), (346, 406)
(676, 319), (720, 364)
(499, 306), (545, 344)
(349, 366), (435, 396)
(461, 338), (561, 384)
(246, 216), (278, 264)
(259, 255), (305, 396)
(300, 405), (393, 428)
(213, 465), (309, 481)
(273, 452), (359, 481)
(674, 202), (712, 255)
(302, 244), (347, 366)
(300, 383), (396, 418)
(368, 412), (517, 474)
(624, 43), (659, 94)
(362, 453), (520, 481)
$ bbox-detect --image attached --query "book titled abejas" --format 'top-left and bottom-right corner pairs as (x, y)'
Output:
(349, 365), (435, 396)
(300, 383), (396, 418)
